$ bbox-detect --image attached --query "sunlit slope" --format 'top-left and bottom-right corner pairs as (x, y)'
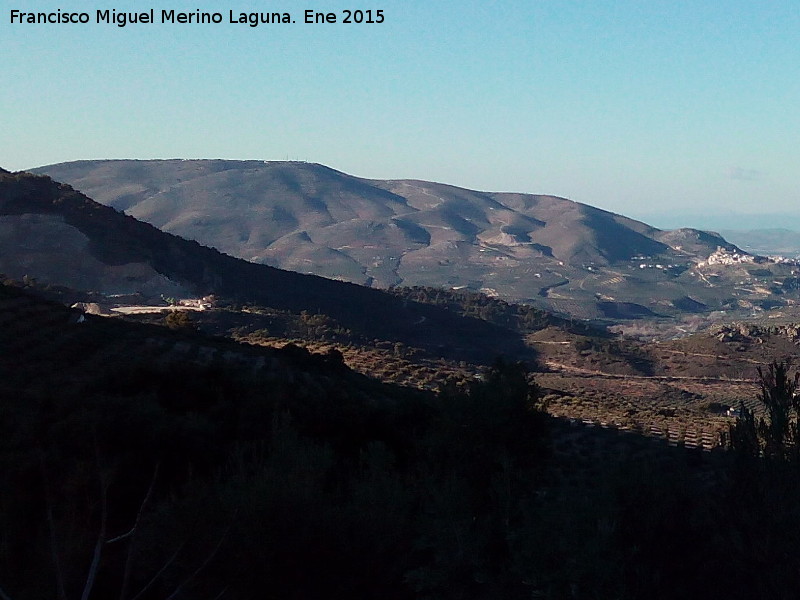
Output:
(35, 159), (799, 320)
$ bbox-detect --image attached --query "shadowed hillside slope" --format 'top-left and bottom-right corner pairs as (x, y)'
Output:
(5, 281), (800, 600)
(0, 168), (533, 363)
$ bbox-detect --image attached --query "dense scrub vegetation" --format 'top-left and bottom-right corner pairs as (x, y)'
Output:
(0, 337), (548, 598)
(390, 286), (603, 337)
(7, 284), (800, 598)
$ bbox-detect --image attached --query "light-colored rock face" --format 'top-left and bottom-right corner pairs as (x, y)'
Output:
(0, 213), (190, 296)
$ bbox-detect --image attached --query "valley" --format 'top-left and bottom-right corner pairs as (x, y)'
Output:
(4, 163), (800, 598)
(6, 164), (794, 441)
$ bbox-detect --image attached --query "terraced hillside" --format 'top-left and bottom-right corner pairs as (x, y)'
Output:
(103, 282), (759, 448)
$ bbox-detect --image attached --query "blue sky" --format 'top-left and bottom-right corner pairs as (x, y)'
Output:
(3, 0), (799, 227)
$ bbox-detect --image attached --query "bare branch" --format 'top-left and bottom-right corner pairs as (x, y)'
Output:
(118, 462), (160, 600)
(164, 524), (232, 600)
(39, 452), (67, 600)
(106, 528), (135, 545)
(81, 441), (110, 600)
(212, 586), (229, 600)
(128, 543), (184, 600)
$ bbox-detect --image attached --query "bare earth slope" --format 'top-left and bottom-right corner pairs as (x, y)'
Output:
(33, 159), (800, 320)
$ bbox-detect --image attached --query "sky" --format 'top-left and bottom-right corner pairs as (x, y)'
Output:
(2, 0), (799, 228)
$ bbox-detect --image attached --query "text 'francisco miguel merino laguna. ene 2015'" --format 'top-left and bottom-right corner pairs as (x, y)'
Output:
(9, 9), (300, 27)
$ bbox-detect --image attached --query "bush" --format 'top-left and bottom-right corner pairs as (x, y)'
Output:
(164, 310), (195, 330)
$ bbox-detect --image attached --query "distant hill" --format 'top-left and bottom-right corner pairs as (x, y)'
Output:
(32, 160), (746, 316)
(0, 167), (537, 363)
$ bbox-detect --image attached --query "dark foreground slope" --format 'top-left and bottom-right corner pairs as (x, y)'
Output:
(0, 168), (533, 363)
(0, 282), (546, 599)
(4, 283), (800, 600)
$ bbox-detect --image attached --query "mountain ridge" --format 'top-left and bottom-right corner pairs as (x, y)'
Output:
(32, 159), (704, 268)
(32, 159), (779, 320)
(0, 167), (536, 363)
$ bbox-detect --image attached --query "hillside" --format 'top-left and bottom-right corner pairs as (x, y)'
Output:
(33, 159), (800, 321)
(6, 168), (800, 598)
(0, 168), (538, 364)
(5, 266), (800, 600)
(7, 164), (800, 435)
(0, 282), (432, 598)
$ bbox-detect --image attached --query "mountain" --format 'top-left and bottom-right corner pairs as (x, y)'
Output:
(32, 159), (784, 320)
(6, 171), (800, 600)
(32, 160), (723, 273)
(0, 167), (538, 363)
